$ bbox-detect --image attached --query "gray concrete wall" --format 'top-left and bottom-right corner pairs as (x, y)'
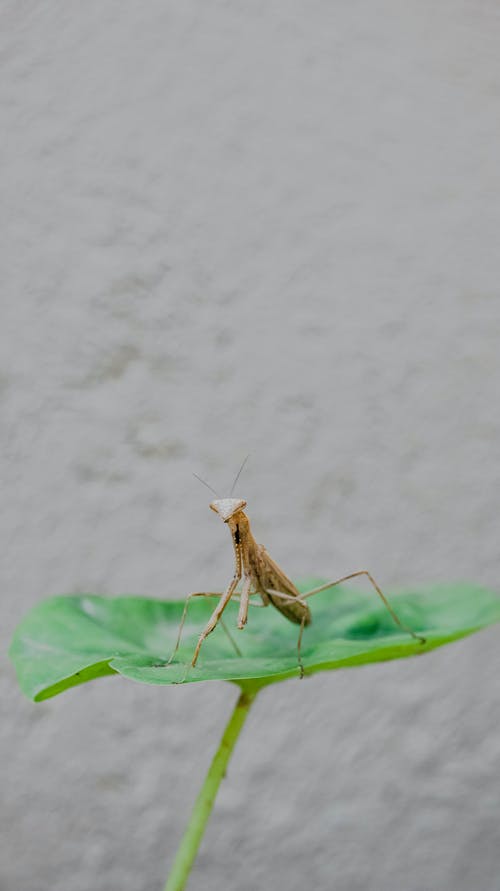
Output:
(2, 3), (500, 889)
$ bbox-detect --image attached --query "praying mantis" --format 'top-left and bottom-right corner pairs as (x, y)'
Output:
(169, 464), (426, 677)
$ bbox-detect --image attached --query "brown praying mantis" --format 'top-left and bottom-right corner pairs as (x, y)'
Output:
(169, 465), (426, 677)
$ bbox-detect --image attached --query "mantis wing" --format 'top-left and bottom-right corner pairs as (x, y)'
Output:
(254, 546), (312, 626)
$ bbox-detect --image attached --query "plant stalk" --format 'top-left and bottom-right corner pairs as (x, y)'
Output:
(163, 687), (258, 891)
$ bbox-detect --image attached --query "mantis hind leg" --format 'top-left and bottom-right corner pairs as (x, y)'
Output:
(284, 571), (426, 680)
(261, 588), (310, 678)
(302, 571), (426, 645)
(297, 613), (307, 679)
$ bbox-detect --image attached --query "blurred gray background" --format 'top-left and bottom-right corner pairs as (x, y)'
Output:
(2, 2), (500, 890)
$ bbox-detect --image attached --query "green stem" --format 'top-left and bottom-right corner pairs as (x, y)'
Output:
(163, 687), (259, 891)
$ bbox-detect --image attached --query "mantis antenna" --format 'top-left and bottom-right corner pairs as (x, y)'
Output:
(230, 454), (251, 495)
(192, 473), (219, 497)
(193, 455), (251, 499)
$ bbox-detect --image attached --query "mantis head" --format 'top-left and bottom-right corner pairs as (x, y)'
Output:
(210, 498), (247, 522)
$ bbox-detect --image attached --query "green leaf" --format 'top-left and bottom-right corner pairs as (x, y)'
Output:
(9, 583), (500, 701)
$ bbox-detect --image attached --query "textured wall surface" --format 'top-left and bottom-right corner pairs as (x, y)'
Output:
(2, 3), (500, 890)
